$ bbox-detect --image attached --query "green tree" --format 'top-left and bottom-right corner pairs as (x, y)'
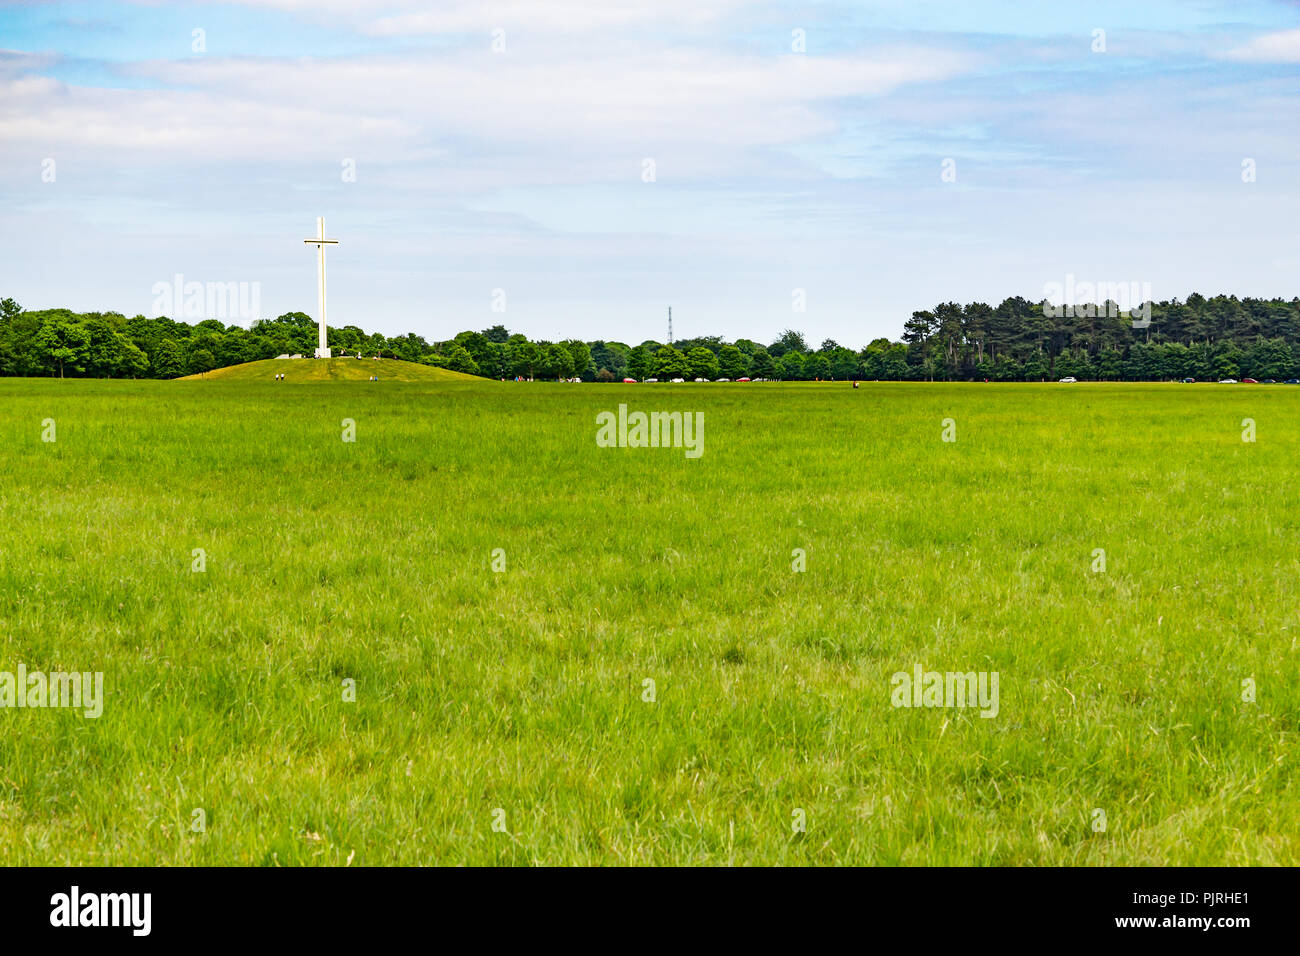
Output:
(120, 339), (149, 377)
(331, 325), (362, 353)
(749, 347), (776, 379)
(445, 344), (481, 375)
(1095, 348), (1123, 381)
(686, 346), (720, 380)
(1022, 350), (1048, 381)
(590, 341), (628, 379)
(454, 330), (492, 368)
(805, 353), (832, 380)
(883, 344), (909, 380)
(1244, 338), (1292, 379)
(651, 345), (689, 380)
(477, 341), (507, 379)
(626, 345), (651, 380)
(717, 344), (748, 379)
(829, 347), (859, 380)
(187, 349), (217, 375)
(561, 339), (593, 380)
(1213, 344), (1242, 379)
(75, 316), (144, 377)
(154, 338), (184, 378)
(512, 340), (542, 378)
(769, 330), (807, 358)
(778, 350), (805, 380)
(902, 310), (937, 348)
(542, 342), (575, 379)
(992, 353), (1021, 382)
(35, 317), (88, 378)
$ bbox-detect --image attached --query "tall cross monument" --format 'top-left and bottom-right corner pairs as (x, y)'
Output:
(303, 217), (339, 358)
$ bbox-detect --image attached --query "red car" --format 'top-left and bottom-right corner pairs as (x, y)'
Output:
(622, 378), (637, 383)
(737, 376), (751, 382)
(1242, 378), (1259, 384)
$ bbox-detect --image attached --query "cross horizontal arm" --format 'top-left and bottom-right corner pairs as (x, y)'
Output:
(304, 239), (339, 244)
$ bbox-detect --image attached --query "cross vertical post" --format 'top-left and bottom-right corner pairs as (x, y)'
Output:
(303, 217), (339, 358)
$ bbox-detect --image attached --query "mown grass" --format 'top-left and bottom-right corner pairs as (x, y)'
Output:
(0, 378), (1296, 865)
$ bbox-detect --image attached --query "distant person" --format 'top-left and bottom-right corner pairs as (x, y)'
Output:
(852, 381), (859, 389)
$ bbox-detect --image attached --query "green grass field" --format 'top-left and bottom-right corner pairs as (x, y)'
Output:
(1, 377), (1296, 865)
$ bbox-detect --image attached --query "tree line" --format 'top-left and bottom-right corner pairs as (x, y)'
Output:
(3, 293), (1300, 382)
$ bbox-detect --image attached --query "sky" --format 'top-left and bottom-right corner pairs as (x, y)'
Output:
(2, 0), (1299, 348)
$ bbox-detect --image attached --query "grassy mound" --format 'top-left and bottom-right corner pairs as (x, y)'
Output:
(179, 357), (481, 383)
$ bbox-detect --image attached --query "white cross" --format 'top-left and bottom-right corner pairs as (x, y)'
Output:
(303, 217), (339, 358)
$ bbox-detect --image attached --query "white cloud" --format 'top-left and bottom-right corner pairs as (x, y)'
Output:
(0, 45), (975, 185)
(0, 74), (416, 159)
(184, 0), (760, 35)
(0, 49), (59, 78)
(1222, 28), (1300, 63)
(365, 0), (755, 35)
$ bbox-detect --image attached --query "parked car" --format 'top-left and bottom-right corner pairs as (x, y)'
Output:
(1286, 379), (1300, 385)
(1219, 379), (1238, 384)
(1058, 376), (1077, 384)
(670, 377), (684, 383)
(737, 376), (751, 382)
(693, 377), (708, 382)
(622, 377), (637, 383)
(1182, 378), (1196, 383)
(644, 377), (658, 383)
(1242, 378), (1259, 384)
(716, 377), (730, 382)
(1262, 379), (1276, 384)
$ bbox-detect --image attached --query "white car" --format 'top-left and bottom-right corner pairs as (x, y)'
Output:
(670, 377), (684, 383)
(694, 377), (708, 382)
(1058, 376), (1077, 384)
(1219, 378), (1238, 384)
(716, 377), (730, 382)
(644, 377), (659, 383)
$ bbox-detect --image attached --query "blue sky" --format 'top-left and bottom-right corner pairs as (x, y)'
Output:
(2, 0), (1300, 346)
